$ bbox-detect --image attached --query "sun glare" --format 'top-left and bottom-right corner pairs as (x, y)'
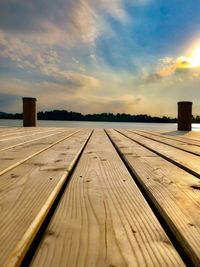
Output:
(177, 44), (200, 69)
(190, 45), (200, 67)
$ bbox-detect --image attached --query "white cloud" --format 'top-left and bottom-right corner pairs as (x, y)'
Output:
(0, 32), (33, 65)
(0, 31), (101, 91)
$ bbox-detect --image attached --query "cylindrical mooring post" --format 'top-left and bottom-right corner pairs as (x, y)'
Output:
(177, 101), (192, 131)
(23, 97), (37, 127)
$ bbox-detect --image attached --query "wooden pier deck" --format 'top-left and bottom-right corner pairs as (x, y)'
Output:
(0, 127), (200, 267)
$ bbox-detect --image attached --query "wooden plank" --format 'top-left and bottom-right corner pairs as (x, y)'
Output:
(0, 128), (48, 141)
(128, 130), (200, 156)
(137, 130), (200, 147)
(0, 128), (60, 142)
(0, 127), (30, 136)
(117, 129), (200, 179)
(0, 129), (92, 267)
(31, 129), (184, 267)
(106, 129), (200, 266)
(0, 128), (71, 152)
(0, 129), (79, 175)
(0, 128), (38, 139)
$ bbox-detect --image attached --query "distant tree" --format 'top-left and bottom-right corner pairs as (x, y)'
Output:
(0, 109), (183, 123)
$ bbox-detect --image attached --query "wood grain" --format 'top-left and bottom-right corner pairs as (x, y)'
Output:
(0, 128), (68, 151)
(0, 128), (55, 142)
(0, 128), (41, 139)
(0, 128), (79, 174)
(31, 129), (184, 267)
(117, 129), (200, 179)
(128, 130), (200, 156)
(0, 127), (40, 136)
(0, 129), (68, 153)
(107, 129), (200, 266)
(0, 129), (92, 267)
(141, 130), (200, 146)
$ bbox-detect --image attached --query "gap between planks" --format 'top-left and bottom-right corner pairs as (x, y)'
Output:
(137, 130), (200, 147)
(0, 129), (77, 173)
(0, 129), (82, 176)
(128, 130), (200, 157)
(30, 129), (184, 267)
(0, 128), (70, 152)
(1, 130), (93, 267)
(106, 129), (200, 266)
(116, 129), (200, 180)
(0, 128), (58, 142)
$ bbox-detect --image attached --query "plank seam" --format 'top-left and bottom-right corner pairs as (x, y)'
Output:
(127, 130), (200, 156)
(115, 129), (200, 180)
(105, 129), (196, 267)
(0, 129), (57, 142)
(137, 130), (200, 148)
(3, 130), (93, 267)
(0, 129), (70, 152)
(0, 130), (82, 176)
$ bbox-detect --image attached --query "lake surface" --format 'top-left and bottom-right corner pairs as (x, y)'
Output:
(0, 119), (194, 131)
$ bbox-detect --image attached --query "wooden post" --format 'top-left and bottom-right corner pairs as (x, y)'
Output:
(177, 101), (192, 131)
(23, 97), (37, 127)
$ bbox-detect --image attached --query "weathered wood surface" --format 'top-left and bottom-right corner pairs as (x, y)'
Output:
(0, 128), (69, 152)
(31, 129), (184, 267)
(130, 130), (200, 156)
(106, 129), (200, 266)
(0, 127), (199, 267)
(117, 129), (200, 179)
(139, 129), (200, 146)
(0, 127), (40, 136)
(0, 128), (79, 174)
(0, 129), (91, 267)
(0, 128), (55, 142)
(0, 128), (44, 139)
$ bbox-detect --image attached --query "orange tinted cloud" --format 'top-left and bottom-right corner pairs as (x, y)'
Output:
(157, 51), (200, 78)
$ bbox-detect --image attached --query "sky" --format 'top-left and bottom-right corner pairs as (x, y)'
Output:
(1, 0), (200, 116)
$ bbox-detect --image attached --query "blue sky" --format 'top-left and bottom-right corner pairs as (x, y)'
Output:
(0, 0), (200, 116)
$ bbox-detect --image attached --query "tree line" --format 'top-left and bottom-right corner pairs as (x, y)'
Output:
(1, 110), (200, 123)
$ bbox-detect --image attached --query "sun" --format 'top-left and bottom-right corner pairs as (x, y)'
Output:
(189, 45), (200, 67)
(177, 44), (200, 69)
